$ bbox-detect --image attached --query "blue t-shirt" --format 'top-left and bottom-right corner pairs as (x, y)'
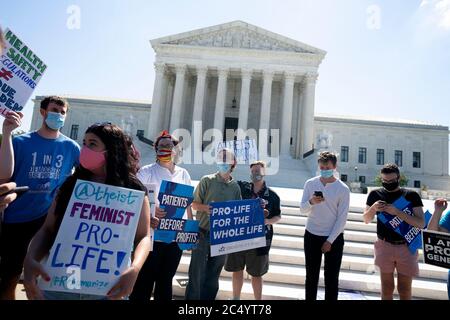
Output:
(439, 210), (450, 232)
(3, 131), (80, 223)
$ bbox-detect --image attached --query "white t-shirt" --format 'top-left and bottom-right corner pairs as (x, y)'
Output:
(137, 162), (192, 219)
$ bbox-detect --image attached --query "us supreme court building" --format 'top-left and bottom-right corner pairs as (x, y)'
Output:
(30, 21), (450, 191)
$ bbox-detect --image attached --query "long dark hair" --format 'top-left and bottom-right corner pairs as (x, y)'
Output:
(53, 123), (144, 227)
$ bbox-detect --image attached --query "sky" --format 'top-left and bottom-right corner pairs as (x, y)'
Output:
(1, 0), (449, 149)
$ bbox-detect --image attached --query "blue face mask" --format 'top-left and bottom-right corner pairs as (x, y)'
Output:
(45, 112), (65, 131)
(217, 163), (231, 173)
(320, 169), (334, 178)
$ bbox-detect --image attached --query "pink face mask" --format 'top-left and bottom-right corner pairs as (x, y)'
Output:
(80, 146), (106, 171)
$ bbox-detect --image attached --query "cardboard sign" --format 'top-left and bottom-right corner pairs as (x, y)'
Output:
(0, 28), (46, 117)
(216, 139), (258, 165)
(39, 180), (144, 295)
(156, 180), (198, 250)
(210, 199), (265, 257)
(422, 230), (450, 269)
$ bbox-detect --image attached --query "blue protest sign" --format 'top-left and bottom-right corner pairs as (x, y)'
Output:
(155, 180), (198, 250)
(39, 180), (145, 295)
(210, 199), (266, 256)
(377, 196), (432, 254)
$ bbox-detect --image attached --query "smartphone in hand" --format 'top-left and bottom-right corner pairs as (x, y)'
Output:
(314, 191), (324, 198)
(4, 186), (29, 197)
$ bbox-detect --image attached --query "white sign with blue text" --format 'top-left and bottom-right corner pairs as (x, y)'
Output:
(39, 180), (144, 295)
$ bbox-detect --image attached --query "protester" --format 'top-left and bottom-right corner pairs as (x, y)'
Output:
(363, 163), (425, 300)
(185, 148), (242, 300)
(224, 160), (281, 300)
(22, 123), (150, 300)
(300, 151), (349, 300)
(130, 130), (193, 301)
(428, 198), (450, 299)
(0, 96), (80, 300)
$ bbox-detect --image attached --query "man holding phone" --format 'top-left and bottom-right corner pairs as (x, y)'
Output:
(300, 151), (350, 300)
(363, 163), (425, 300)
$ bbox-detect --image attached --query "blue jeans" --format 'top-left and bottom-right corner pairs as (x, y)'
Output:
(185, 231), (225, 300)
(43, 290), (108, 300)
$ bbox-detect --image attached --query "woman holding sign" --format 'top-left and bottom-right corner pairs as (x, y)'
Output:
(23, 123), (151, 300)
(130, 130), (193, 301)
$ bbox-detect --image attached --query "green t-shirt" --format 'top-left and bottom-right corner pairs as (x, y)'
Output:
(194, 172), (242, 231)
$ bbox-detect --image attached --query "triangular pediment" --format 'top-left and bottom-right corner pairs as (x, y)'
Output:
(151, 20), (325, 55)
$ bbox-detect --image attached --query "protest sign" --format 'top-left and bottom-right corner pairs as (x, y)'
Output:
(156, 180), (198, 250)
(0, 28), (46, 117)
(216, 139), (257, 164)
(39, 180), (145, 295)
(144, 183), (157, 251)
(422, 230), (450, 269)
(377, 196), (432, 254)
(210, 199), (265, 257)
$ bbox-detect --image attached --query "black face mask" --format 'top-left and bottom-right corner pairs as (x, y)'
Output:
(382, 180), (399, 192)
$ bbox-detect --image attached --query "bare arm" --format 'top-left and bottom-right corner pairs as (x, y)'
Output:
(428, 199), (448, 232)
(0, 112), (22, 182)
(385, 204), (425, 228)
(107, 195), (151, 300)
(23, 199), (59, 299)
(363, 204), (377, 224)
(265, 215), (281, 225)
(132, 195), (151, 269)
(192, 201), (211, 214)
(187, 205), (193, 220)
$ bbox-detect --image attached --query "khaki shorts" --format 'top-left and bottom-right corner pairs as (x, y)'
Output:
(224, 249), (269, 277)
(374, 239), (419, 277)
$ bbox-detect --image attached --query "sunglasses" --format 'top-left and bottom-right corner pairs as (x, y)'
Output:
(88, 122), (113, 129)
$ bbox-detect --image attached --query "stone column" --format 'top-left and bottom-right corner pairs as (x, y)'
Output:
(213, 67), (229, 136)
(191, 66), (208, 146)
(259, 70), (274, 145)
(169, 64), (187, 133)
(301, 73), (318, 157)
(148, 62), (166, 139)
(280, 72), (296, 156)
(295, 83), (305, 158)
(237, 68), (252, 139)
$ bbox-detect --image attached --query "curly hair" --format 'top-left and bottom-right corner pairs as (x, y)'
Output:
(53, 123), (144, 228)
(318, 151), (337, 166)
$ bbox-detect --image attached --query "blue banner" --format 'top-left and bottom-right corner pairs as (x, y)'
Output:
(377, 196), (432, 254)
(155, 180), (198, 250)
(209, 199), (266, 256)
